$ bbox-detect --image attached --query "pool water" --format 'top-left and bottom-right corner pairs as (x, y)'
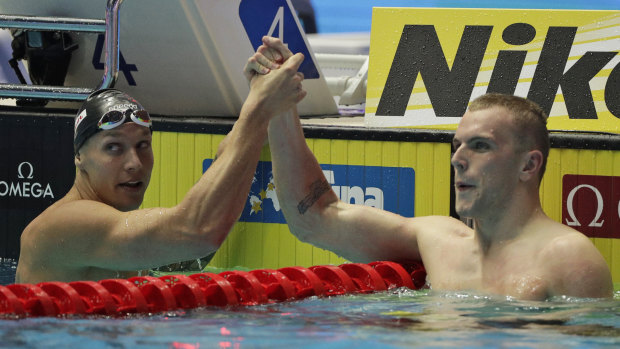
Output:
(0, 259), (16, 286)
(1, 260), (619, 348)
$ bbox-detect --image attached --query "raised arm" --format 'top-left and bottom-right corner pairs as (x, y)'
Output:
(29, 53), (307, 273)
(267, 108), (424, 263)
(242, 37), (423, 263)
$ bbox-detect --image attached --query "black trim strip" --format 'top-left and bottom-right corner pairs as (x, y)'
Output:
(549, 132), (620, 150)
(1, 108), (619, 150)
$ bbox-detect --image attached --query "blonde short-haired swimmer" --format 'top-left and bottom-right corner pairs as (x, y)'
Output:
(16, 49), (306, 283)
(254, 37), (613, 301)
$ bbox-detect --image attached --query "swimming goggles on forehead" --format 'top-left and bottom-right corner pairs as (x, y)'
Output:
(97, 108), (152, 130)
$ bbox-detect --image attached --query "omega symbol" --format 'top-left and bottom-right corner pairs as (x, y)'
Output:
(565, 184), (605, 227)
(17, 162), (34, 180)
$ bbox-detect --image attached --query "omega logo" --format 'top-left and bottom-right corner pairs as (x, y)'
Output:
(0, 161), (55, 199)
(17, 162), (34, 179)
(562, 174), (619, 239)
(565, 184), (605, 228)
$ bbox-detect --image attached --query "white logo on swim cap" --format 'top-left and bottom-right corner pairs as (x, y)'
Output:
(75, 109), (88, 133)
(109, 103), (137, 112)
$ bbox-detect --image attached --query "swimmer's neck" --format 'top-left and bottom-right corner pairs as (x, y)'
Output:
(472, 199), (546, 254)
(69, 173), (131, 211)
(70, 171), (101, 203)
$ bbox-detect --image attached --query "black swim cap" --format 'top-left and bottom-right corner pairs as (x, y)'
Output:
(73, 89), (151, 154)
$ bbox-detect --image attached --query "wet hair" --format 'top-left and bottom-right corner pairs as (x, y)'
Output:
(469, 93), (550, 183)
(73, 89), (149, 154)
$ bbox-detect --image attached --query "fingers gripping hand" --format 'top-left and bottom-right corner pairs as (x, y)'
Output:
(243, 36), (294, 82)
(244, 49), (279, 82)
(248, 52), (307, 117)
(261, 36), (293, 61)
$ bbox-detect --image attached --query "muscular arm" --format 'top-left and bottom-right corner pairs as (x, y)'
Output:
(254, 36), (430, 263)
(25, 54), (307, 273)
(267, 109), (423, 263)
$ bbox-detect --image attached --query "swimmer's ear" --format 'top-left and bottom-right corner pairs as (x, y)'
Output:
(519, 150), (543, 182)
(75, 152), (84, 170)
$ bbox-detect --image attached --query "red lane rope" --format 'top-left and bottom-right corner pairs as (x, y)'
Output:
(0, 261), (426, 318)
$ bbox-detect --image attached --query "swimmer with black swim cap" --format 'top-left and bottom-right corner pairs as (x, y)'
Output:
(73, 88), (152, 154)
(16, 46), (307, 283)
(69, 88), (155, 212)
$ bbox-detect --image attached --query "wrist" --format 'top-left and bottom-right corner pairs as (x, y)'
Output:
(235, 106), (269, 140)
(241, 93), (272, 122)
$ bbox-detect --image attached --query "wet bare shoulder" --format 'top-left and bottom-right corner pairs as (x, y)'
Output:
(20, 198), (69, 243)
(541, 226), (597, 259)
(542, 229), (613, 298)
(22, 199), (118, 257)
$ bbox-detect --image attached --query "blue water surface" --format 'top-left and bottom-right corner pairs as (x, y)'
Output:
(2, 259), (620, 348)
(1, 285), (619, 348)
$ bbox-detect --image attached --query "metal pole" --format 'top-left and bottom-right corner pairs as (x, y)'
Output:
(0, 15), (105, 33)
(97, 0), (124, 90)
(0, 0), (124, 101)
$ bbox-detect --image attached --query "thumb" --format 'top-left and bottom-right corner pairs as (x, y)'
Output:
(262, 36), (293, 60)
(282, 53), (305, 71)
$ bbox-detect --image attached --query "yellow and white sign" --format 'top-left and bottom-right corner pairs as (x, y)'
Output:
(365, 8), (620, 133)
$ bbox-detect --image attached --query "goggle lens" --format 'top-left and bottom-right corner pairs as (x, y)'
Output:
(97, 109), (151, 130)
(98, 110), (125, 129)
(130, 110), (152, 127)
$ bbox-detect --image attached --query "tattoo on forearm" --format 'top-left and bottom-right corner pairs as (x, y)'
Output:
(297, 179), (331, 214)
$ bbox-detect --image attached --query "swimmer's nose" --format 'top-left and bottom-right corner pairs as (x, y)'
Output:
(451, 147), (467, 171)
(124, 148), (142, 172)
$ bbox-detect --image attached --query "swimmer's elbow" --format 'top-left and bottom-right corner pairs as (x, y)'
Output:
(286, 211), (333, 246)
(289, 226), (314, 244)
(274, 192), (340, 246)
(195, 213), (237, 248)
(173, 204), (237, 245)
(284, 212), (320, 242)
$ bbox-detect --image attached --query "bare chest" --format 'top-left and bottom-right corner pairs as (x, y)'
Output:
(423, 246), (550, 300)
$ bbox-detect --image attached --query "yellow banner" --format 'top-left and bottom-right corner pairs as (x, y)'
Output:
(366, 8), (620, 133)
